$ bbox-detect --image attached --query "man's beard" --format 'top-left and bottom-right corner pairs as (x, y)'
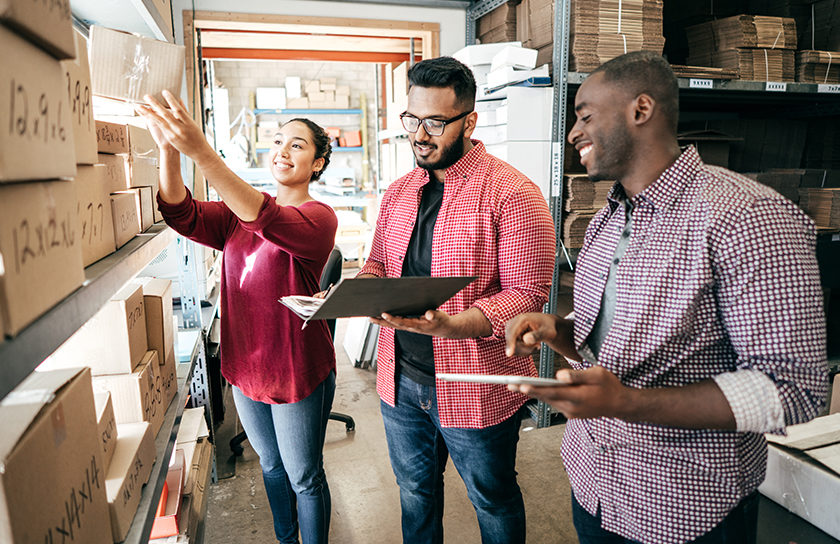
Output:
(415, 131), (466, 172)
(587, 119), (633, 182)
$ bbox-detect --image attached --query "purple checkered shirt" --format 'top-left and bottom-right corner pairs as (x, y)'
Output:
(564, 146), (828, 544)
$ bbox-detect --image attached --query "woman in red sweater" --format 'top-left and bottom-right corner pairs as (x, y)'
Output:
(137, 90), (338, 544)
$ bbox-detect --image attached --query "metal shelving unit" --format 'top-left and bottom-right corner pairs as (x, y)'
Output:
(466, 0), (840, 428)
(123, 331), (202, 544)
(0, 224), (176, 399)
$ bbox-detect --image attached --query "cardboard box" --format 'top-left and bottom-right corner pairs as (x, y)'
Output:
(831, 373), (840, 415)
(132, 277), (175, 366)
(0, 26), (76, 182)
(96, 120), (130, 154)
(335, 84), (350, 96)
(0, 181), (84, 336)
(304, 79), (320, 94)
(150, 449), (184, 539)
(89, 25), (185, 103)
(75, 164), (117, 266)
(286, 96), (309, 109)
(760, 414), (840, 539)
(0, 368), (112, 544)
(44, 283), (148, 375)
(308, 91), (326, 103)
(105, 422), (155, 542)
(148, 0), (173, 41)
(320, 77), (337, 90)
(111, 191), (141, 247)
(160, 347), (178, 409)
(94, 392), (118, 473)
(99, 152), (130, 192)
(129, 157), (161, 220)
(187, 437), (213, 538)
(115, 187), (154, 231)
(343, 130), (362, 148)
(334, 95), (350, 109)
(93, 350), (166, 436)
(761, 442), (840, 540)
(258, 121), (280, 142)
(127, 123), (159, 160)
(61, 30), (98, 164)
(176, 407), (209, 495)
(0, 0), (75, 59)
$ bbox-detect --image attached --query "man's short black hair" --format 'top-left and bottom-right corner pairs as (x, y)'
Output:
(591, 51), (679, 134)
(407, 56), (476, 111)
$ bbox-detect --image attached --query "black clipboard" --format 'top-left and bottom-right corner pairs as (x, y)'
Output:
(280, 276), (477, 326)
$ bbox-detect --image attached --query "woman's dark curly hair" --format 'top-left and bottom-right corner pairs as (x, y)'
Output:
(282, 118), (332, 181)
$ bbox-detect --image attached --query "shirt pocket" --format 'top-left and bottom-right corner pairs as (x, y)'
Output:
(435, 210), (496, 276)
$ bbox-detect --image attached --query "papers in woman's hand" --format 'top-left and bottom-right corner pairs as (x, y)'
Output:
(279, 296), (325, 319)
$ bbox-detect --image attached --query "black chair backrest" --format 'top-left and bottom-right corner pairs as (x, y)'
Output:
(319, 247), (343, 339)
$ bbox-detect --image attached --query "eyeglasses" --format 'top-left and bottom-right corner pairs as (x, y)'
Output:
(399, 110), (472, 136)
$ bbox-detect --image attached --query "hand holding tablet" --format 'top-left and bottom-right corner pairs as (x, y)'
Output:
(436, 373), (568, 387)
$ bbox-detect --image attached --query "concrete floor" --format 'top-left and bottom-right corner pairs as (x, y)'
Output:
(206, 318), (576, 543)
(204, 319), (840, 544)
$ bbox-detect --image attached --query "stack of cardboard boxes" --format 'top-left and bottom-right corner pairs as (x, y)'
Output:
(685, 14), (798, 81)
(477, 0), (519, 44)
(0, 2), (86, 339)
(40, 278), (178, 541)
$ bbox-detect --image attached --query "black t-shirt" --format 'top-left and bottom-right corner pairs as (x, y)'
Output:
(394, 177), (444, 385)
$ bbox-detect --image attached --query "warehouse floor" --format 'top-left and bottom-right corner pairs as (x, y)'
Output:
(205, 319), (840, 544)
(205, 318), (575, 543)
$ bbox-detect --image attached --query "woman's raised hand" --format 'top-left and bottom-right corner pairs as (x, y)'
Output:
(135, 89), (214, 162)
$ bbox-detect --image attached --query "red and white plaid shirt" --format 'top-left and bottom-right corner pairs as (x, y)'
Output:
(360, 141), (556, 428)
(566, 146), (828, 544)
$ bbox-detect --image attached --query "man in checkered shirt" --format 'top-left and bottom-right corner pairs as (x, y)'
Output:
(506, 51), (828, 544)
(357, 56), (555, 543)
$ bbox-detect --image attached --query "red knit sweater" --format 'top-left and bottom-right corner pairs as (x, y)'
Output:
(158, 190), (338, 404)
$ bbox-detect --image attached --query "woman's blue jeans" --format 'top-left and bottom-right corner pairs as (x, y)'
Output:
(232, 372), (335, 544)
(380, 372), (526, 544)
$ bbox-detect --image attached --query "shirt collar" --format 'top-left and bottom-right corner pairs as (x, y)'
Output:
(606, 145), (702, 212)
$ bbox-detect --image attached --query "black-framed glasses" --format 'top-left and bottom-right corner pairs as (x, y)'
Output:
(399, 110), (472, 136)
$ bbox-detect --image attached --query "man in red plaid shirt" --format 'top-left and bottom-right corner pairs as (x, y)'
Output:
(357, 56), (555, 543)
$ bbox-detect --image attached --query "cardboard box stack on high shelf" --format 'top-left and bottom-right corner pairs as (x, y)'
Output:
(0, 1), (85, 339)
(477, 0), (518, 45)
(685, 15), (798, 81)
(512, 0), (666, 70)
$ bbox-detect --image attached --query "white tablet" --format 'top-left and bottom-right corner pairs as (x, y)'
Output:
(435, 373), (567, 386)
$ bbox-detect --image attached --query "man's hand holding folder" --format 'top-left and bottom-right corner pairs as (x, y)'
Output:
(280, 276), (477, 330)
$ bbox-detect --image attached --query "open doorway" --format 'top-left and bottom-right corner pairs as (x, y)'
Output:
(183, 11), (439, 266)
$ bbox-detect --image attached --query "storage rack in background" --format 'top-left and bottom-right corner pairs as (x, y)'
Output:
(465, 0), (840, 429)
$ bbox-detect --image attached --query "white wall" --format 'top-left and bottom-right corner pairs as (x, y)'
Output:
(171, 0), (467, 55)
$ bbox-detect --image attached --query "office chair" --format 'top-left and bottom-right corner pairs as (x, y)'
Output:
(230, 247), (355, 457)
